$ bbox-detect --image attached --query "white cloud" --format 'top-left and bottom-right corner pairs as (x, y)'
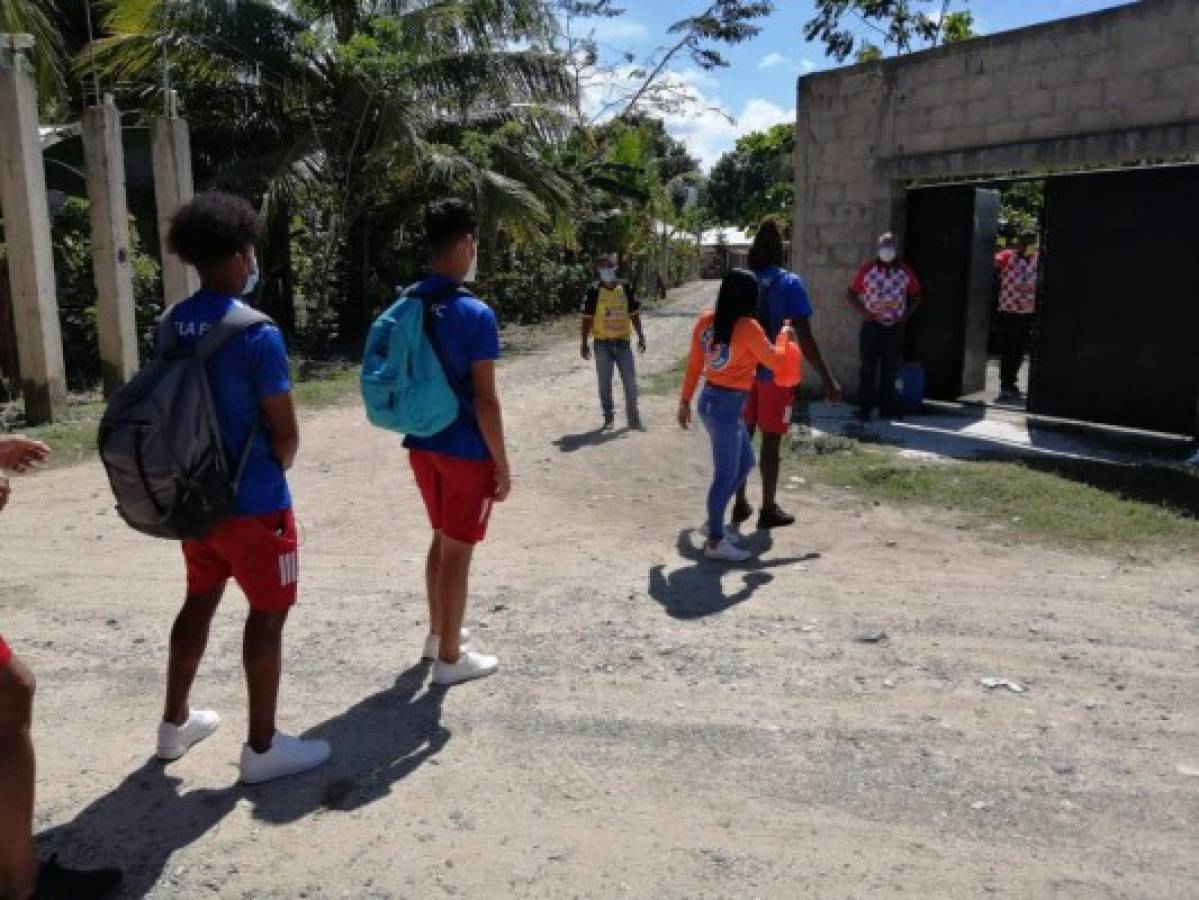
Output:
(758, 52), (788, 70)
(665, 95), (795, 171)
(800, 58), (816, 73)
(586, 17), (649, 43)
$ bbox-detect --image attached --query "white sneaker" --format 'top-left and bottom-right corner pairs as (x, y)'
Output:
(432, 650), (499, 686)
(422, 628), (472, 661)
(156, 709), (221, 761)
(239, 732), (332, 784)
(705, 538), (752, 563)
(700, 523), (741, 546)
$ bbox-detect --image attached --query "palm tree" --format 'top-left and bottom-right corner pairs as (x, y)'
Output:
(1, 0), (65, 104)
(79, 0), (579, 344)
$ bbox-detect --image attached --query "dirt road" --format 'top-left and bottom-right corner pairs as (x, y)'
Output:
(1, 281), (1196, 899)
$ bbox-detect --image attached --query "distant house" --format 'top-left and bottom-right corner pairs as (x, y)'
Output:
(700, 226), (752, 278)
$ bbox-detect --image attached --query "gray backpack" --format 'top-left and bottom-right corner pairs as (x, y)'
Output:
(98, 304), (272, 540)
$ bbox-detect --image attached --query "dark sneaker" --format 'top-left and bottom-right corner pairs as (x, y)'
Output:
(628, 418), (646, 432)
(601, 415), (615, 431)
(34, 855), (123, 899)
(731, 500), (754, 525)
(757, 506), (797, 530)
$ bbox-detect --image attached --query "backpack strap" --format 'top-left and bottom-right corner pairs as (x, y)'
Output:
(196, 304), (276, 493)
(195, 304), (274, 362)
(402, 282), (475, 411)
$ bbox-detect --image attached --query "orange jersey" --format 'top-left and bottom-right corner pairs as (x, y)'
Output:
(681, 311), (789, 403)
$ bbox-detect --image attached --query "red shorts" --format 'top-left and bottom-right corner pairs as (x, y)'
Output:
(0, 634), (10, 668)
(409, 450), (497, 545)
(182, 509), (299, 612)
(744, 380), (795, 435)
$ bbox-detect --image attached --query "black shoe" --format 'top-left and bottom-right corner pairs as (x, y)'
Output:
(34, 855), (122, 900)
(628, 418), (646, 432)
(757, 505), (797, 530)
(601, 416), (615, 431)
(731, 500), (754, 525)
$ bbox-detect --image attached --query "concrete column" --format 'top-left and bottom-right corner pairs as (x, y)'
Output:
(0, 34), (67, 423)
(83, 94), (138, 394)
(151, 104), (199, 305)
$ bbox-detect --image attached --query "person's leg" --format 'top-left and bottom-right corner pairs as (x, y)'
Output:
(594, 341), (615, 425)
(997, 312), (1020, 393)
(614, 341), (641, 427)
(878, 325), (904, 418)
(425, 532), (443, 637)
(1013, 314), (1033, 391)
(0, 654), (36, 900)
(243, 609), (289, 753)
(759, 432), (782, 509)
(733, 385), (758, 520)
(858, 323), (880, 419)
(163, 587), (224, 726)
(700, 390), (746, 544)
(436, 535), (475, 664)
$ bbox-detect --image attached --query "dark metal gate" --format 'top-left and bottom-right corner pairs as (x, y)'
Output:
(904, 186), (1000, 400)
(1033, 166), (1199, 436)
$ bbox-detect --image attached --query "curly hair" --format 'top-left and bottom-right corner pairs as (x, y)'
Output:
(747, 217), (786, 271)
(166, 192), (263, 269)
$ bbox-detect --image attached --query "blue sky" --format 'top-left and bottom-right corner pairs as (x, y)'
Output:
(577, 0), (1134, 169)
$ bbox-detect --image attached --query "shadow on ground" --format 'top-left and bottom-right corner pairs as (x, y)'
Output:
(1018, 456), (1199, 520)
(647, 529), (819, 620)
(553, 427), (629, 453)
(37, 662), (447, 898)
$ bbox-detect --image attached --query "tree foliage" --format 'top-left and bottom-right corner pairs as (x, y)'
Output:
(805, 0), (973, 62)
(707, 123), (793, 231)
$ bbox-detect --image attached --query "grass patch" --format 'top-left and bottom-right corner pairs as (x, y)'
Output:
(291, 359), (359, 409)
(1, 360), (361, 468)
(643, 354), (689, 397)
(789, 434), (1199, 553)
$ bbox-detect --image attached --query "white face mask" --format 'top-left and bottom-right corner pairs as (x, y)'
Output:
(242, 258), (260, 296)
(463, 248), (478, 283)
(878, 247), (897, 264)
(598, 267), (616, 283)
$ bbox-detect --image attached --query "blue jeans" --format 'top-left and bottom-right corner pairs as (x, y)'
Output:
(594, 339), (640, 423)
(698, 385), (756, 541)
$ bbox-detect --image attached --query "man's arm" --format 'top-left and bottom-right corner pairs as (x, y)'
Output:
(471, 360), (511, 501)
(793, 319), (842, 403)
(580, 286), (598, 360)
(631, 314), (646, 352)
(579, 315), (593, 360)
(260, 393), (299, 471)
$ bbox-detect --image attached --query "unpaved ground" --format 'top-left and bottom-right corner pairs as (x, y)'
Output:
(1, 281), (1197, 900)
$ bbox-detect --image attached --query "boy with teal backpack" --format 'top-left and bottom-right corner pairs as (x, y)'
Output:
(362, 199), (511, 685)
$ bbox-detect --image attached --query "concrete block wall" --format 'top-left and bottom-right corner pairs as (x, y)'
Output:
(793, 0), (1199, 396)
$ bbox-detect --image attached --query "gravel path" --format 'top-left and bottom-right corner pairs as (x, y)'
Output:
(1, 280), (1196, 899)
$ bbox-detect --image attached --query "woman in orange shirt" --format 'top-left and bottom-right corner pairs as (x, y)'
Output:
(678, 270), (796, 562)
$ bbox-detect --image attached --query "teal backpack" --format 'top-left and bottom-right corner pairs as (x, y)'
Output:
(361, 283), (464, 436)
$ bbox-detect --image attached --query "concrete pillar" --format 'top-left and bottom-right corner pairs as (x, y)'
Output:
(151, 103), (199, 305)
(0, 34), (67, 424)
(83, 94), (138, 394)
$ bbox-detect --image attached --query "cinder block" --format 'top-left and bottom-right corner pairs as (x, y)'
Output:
(1076, 107), (1124, 133)
(1156, 64), (1199, 102)
(1056, 81), (1103, 112)
(1101, 76), (1157, 108)
(1036, 57), (1082, 89)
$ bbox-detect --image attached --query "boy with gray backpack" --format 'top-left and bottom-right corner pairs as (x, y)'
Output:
(99, 192), (329, 783)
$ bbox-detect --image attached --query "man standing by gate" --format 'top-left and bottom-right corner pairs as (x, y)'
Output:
(847, 233), (922, 422)
(580, 254), (646, 431)
(993, 227), (1039, 404)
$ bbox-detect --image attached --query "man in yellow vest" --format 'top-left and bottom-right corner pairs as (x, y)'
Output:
(580, 253), (646, 430)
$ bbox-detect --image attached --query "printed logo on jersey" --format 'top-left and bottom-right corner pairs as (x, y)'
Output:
(701, 324), (731, 372)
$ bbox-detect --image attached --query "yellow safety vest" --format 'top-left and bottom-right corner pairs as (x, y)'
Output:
(591, 284), (632, 340)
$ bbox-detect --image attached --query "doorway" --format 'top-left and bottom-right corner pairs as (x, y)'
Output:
(902, 165), (1199, 438)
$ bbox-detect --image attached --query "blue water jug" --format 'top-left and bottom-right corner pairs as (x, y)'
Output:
(898, 363), (924, 414)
